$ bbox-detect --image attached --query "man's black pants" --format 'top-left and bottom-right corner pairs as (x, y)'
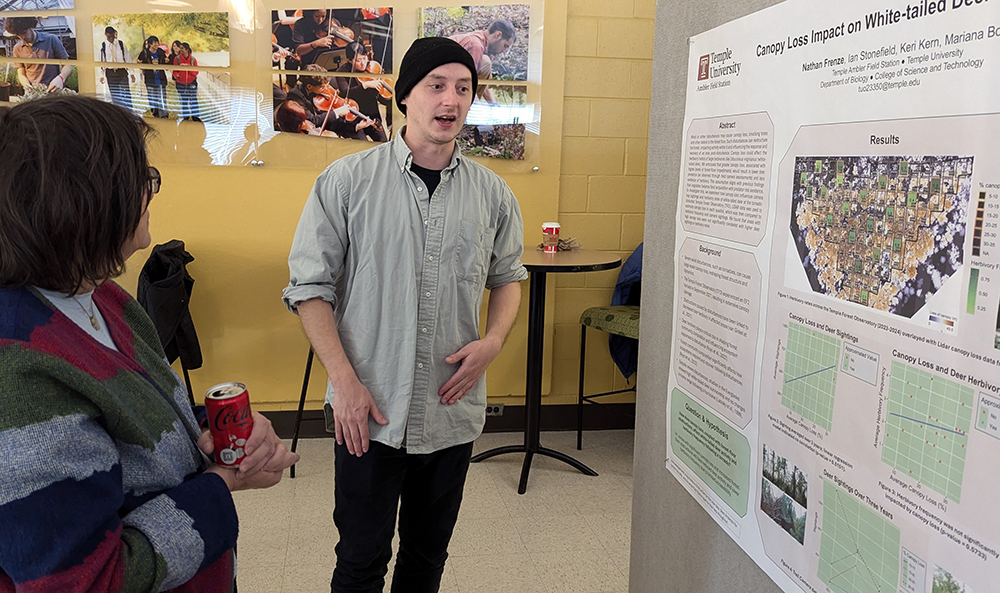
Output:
(330, 440), (474, 593)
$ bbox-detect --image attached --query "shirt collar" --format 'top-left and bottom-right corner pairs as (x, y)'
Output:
(391, 126), (463, 173)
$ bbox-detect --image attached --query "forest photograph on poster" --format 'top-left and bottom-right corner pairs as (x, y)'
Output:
(760, 443), (808, 544)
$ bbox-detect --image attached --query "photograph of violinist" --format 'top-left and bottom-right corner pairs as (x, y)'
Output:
(271, 10), (300, 75)
(333, 41), (392, 142)
(273, 7), (392, 74)
(272, 64), (390, 141)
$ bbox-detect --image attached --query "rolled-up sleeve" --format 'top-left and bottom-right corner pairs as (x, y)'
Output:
(485, 184), (529, 290)
(282, 170), (350, 313)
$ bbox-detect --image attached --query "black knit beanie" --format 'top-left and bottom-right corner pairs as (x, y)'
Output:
(395, 37), (478, 115)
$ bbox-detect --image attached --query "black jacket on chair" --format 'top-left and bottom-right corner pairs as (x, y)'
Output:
(137, 240), (203, 370)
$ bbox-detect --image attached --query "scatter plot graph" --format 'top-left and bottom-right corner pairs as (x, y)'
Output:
(881, 361), (973, 502)
(782, 322), (842, 431)
(818, 481), (900, 593)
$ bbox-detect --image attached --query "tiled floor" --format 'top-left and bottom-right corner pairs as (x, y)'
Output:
(234, 430), (635, 593)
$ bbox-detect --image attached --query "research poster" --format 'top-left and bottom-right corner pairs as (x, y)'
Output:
(665, 1), (1000, 592)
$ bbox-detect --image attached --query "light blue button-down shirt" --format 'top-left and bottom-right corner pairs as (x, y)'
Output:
(283, 132), (528, 454)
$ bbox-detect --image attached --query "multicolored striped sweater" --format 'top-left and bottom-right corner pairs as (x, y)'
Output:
(0, 282), (238, 592)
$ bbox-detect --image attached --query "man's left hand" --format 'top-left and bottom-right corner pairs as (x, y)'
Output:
(439, 336), (502, 404)
(47, 76), (64, 92)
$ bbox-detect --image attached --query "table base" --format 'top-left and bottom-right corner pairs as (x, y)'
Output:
(471, 445), (598, 495)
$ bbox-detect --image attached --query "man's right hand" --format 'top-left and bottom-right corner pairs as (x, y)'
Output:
(333, 376), (388, 456)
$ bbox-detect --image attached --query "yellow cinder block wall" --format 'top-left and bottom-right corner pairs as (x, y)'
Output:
(522, 0), (653, 407)
(111, 0), (651, 412)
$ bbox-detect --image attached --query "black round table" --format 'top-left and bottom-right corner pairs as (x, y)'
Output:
(471, 249), (623, 494)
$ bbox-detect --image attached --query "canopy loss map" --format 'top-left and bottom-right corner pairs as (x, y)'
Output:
(791, 156), (972, 318)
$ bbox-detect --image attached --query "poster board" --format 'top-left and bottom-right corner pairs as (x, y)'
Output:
(665, 1), (1000, 592)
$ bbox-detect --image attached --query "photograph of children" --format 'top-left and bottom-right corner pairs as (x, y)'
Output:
(95, 66), (232, 124)
(93, 13), (230, 67)
(1, 16), (76, 98)
(271, 8), (392, 75)
(457, 84), (526, 159)
(0, 63), (76, 102)
(1, 0), (72, 12)
(93, 13), (228, 113)
(419, 5), (528, 82)
(272, 64), (391, 141)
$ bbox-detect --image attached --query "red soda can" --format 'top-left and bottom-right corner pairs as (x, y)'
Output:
(205, 382), (254, 467)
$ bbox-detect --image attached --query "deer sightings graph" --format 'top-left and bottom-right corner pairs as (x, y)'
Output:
(818, 481), (900, 593)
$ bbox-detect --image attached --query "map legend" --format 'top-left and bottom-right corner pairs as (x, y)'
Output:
(967, 268), (980, 315)
(972, 191), (985, 256)
(899, 548), (927, 593)
(975, 393), (1000, 439)
(841, 343), (879, 385)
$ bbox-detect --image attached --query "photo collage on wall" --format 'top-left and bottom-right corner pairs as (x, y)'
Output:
(271, 8), (395, 142)
(92, 12), (231, 123)
(2, 1), (537, 159)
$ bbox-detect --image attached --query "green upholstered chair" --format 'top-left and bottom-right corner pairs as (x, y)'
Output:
(577, 305), (640, 449)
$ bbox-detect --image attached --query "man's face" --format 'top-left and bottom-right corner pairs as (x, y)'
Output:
(306, 80), (332, 96)
(106, 30), (116, 43)
(312, 10), (327, 25)
(14, 28), (35, 43)
(400, 62), (474, 147)
(486, 31), (512, 56)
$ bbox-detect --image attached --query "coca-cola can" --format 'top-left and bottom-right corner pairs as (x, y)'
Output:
(205, 382), (254, 468)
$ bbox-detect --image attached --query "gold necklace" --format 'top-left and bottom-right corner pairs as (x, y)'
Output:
(73, 295), (101, 331)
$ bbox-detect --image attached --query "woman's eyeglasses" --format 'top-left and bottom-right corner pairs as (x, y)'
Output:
(147, 166), (161, 196)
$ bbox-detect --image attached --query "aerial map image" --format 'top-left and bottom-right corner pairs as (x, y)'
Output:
(790, 155), (973, 318)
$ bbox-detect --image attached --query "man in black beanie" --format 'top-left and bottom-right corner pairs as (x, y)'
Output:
(283, 37), (528, 593)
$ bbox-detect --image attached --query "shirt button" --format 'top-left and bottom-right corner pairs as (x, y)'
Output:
(417, 186), (423, 192)
(428, 256), (433, 261)
(418, 363), (424, 369)
(422, 327), (427, 333)
(424, 220), (428, 225)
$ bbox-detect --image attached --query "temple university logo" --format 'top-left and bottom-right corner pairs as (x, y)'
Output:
(698, 54), (710, 80)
